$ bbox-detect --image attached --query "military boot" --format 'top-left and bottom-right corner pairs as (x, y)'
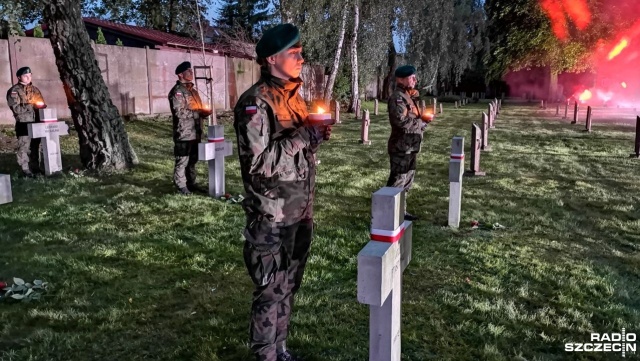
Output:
(277, 351), (304, 361)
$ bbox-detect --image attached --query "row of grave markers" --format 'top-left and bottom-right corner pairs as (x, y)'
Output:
(1, 108), (70, 205)
(356, 98), (504, 361)
(355, 97), (473, 146)
(447, 98), (501, 228)
(0, 108), (234, 205)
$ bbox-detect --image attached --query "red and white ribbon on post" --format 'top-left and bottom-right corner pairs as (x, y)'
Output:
(450, 153), (464, 162)
(370, 221), (410, 243)
(208, 137), (224, 143)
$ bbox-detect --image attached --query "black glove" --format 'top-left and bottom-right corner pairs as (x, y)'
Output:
(306, 126), (325, 147)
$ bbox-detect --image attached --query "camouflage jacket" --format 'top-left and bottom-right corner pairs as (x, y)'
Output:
(6, 82), (44, 125)
(234, 69), (322, 250)
(168, 81), (205, 142)
(387, 86), (424, 154)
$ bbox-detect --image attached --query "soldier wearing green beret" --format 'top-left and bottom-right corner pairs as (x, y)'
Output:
(168, 61), (212, 195)
(6, 66), (47, 177)
(233, 23), (332, 361)
(386, 65), (433, 220)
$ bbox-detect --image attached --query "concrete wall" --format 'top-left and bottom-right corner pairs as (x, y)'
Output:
(0, 36), (331, 125)
(146, 48), (191, 115)
(0, 40), (13, 123)
(94, 44), (150, 115)
(8, 37), (71, 119)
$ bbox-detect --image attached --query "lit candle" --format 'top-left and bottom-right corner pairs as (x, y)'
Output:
(422, 109), (434, 121)
(309, 106), (331, 121)
(36, 101), (44, 107)
(308, 106), (335, 126)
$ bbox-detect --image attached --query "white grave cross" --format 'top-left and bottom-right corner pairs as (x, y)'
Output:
(198, 125), (233, 198)
(358, 187), (413, 361)
(27, 109), (69, 176)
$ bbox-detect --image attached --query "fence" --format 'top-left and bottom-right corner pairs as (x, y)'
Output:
(0, 36), (326, 125)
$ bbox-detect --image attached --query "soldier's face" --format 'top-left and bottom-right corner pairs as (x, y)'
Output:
(404, 75), (417, 89)
(180, 69), (194, 82)
(18, 73), (32, 84)
(269, 47), (304, 79)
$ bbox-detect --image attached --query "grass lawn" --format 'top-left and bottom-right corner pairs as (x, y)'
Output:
(0, 101), (639, 361)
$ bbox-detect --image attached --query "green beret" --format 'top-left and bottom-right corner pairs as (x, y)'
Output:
(256, 24), (300, 58)
(394, 65), (416, 78)
(16, 67), (31, 77)
(175, 61), (191, 75)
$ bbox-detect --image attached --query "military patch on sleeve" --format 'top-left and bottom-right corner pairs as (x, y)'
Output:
(245, 105), (257, 115)
(396, 98), (403, 104)
(175, 92), (183, 97)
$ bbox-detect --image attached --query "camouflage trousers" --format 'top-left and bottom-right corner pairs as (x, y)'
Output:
(173, 140), (198, 189)
(386, 152), (418, 192)
(243, 219), (314, 361)
(16, 136), (42, 173)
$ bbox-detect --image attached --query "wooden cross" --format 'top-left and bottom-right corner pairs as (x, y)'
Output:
(27, 109), (69, 176)
(198, 125), (233, 198)
(357, 187), (413, 361)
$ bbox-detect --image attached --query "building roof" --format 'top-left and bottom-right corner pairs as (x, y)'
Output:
(26, 18), (255, 59)
(83, 17), (222, 53)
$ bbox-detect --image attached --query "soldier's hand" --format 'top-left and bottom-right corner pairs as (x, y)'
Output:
(323, 125), (332, 141)
(420, 113), (434, 123)
(199, 109), (213, 118)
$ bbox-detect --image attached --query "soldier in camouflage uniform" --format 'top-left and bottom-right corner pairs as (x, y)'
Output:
(386, 65), (433, 221)
(233, 24), (332, 361)
(168, 61), (212, 195)
(6, 66), (47, 177)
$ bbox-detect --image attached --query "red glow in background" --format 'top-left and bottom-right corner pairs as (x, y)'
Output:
(538, 0), (640, 107)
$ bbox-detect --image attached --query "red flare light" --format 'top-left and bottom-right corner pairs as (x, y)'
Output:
(540, 0), (591, 40)
(564, 0), (591, 30)
(622, 82), (627, 89)
(608, 39), (629, 60)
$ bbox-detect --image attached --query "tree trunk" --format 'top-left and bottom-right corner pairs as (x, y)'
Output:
(279, 0), (293, 23)
(381, 40), (397, 100)
(548, 67), (558, 101)
(43, 0), (138, 170)
(348, 0), (360, 113)
(168, 0), (176, 32)
(323, 1), (349, 104)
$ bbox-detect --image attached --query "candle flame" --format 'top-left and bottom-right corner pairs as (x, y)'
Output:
(36, 101), (44, 106)
(622, 82), (627, 88)
(317, 107), (325, 114)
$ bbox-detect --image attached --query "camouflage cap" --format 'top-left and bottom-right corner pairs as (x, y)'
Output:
(16, 67), (31, 77)
(256, 23), (300, 58)
(394, 65), (416, 78)
(175, 61), (191, 75)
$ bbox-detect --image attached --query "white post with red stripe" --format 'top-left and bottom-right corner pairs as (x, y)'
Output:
(27, 109), (69, 176)
(0, 174), (12, 204)
(481, 112), (491, 152)
(488, 103), (495, 129)
(360, 110), (372, 145)
(198, 125), (233, 198)
(448, 136), (465, 228)
(358, 187), (413, 361)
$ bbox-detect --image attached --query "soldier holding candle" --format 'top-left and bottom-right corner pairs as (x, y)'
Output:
(386, 65), (433, 221)
(6, 66), (47, 178)
(168, 61), (213, 195)
(233, 23), (332, 361)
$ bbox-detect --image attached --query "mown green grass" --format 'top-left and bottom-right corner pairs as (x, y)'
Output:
(0, 101), (639, 361)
